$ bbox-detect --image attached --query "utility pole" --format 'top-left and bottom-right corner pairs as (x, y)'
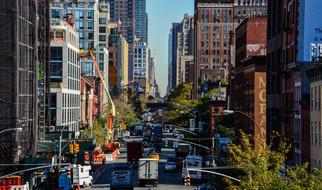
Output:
(58, 135), (62, 168)
(212, 137), (216, 167)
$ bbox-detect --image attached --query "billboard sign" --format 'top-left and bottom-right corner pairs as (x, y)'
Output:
(297, 0), (322, 62)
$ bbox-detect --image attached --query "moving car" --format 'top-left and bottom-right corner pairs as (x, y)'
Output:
(164, 161), (176, 172)
(122, 131), (130, 138)
(195, 184), (215, 190)
(148, 152), (160, 160)
(167, 157), (183, 168)
(182, 155), (203, 182)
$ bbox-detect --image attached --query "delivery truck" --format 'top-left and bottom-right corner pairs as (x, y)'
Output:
(110, 166), (134, 190)
(138, 158), (158, 187)
(127, 141), (144, 165)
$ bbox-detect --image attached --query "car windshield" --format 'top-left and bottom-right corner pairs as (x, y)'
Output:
(166, 162), (176, 165)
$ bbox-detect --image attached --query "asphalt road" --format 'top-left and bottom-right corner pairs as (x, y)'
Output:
(85, 135), (197, 190)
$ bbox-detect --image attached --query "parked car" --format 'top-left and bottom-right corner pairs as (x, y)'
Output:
(148, 152), (160, 160)
(167, 157), (183, 168)
(164, 161), (176, 172)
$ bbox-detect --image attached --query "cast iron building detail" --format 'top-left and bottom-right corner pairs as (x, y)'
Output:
(0, 0), (38, 164)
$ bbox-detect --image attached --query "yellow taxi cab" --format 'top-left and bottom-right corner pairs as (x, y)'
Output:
(148, 152), (160, 160)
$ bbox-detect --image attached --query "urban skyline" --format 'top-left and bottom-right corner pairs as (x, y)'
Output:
(0, 0), (321, 189)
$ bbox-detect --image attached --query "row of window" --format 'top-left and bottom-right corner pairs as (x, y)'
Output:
(311, 86), (321, 111)
(75, 21), (95, 30)
(200, 49), (230, 56)
(62, 108), (80, 127)
(311, 120), (322, 148)
(52, 2), (95, 9)
(79, 41), (94, 50)
(237, 0), (266, 6)
(311, 159), (322, 170)
(51, 9), (95, 20)
(134, 63), (146, 68)
(236, 8), (266, 17)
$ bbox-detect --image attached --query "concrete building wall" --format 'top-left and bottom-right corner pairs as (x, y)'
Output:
(307, 63), (322, 170)
(50, 0), (100, 76)
(98, 4), (110, 105)
(50, 21), (81, 133)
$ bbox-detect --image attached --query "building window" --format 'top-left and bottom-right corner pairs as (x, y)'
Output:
(87, 11), (94, 19)
(311, 88), (314, 110)
(87, 21), (94, 30)
(99, 35), (106, 42)
(88, 32), (94, 40)
(99, 27), (106, 33)
(315, 122), (318, 146)
(51, 47), (62, 60)
(99, 18), (106, 24)
(319, 86), (321, 110)
(79, 32), (84, 40)
(51, 9), (60, 19)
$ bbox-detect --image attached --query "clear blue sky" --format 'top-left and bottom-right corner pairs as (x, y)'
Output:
(147, 0), (194, 96)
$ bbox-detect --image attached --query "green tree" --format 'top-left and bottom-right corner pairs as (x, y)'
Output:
(196, 88), (220, 122)
(166, 83), (197, 125)
(227, 132), (322, 190)
(106, 93), (138, 129)
(82, 116), (106, 146)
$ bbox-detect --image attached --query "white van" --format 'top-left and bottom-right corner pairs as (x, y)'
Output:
(72, 165), (93, 187)
(182, 155), (203, 180)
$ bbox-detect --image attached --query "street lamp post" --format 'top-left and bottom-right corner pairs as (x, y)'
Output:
(223, 110), (263, 138)
(58, 125), (68, 168)
(0, 128), (23, 135)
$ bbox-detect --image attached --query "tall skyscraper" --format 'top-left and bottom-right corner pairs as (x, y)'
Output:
(109, 0), (135, 81)
(134, 42), (150, 93)
(168, 14), (194, 91)
(0, 0), (38, 164)
(135, 0), (148, 43)
(169, 23), (182, 91)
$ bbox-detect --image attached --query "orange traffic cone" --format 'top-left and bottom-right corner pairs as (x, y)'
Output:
(77, 185), (81, 190)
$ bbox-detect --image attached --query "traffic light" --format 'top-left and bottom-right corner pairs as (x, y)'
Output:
(69, 144), (74, 154)
(74, 143), (80, 153)
(184, 175), (191, 186)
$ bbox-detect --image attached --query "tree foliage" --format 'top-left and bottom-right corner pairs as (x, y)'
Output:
(227, 132), (322, 190)
(166, 83), (197, 125)
(82, 116), (106, 146)
(107, 93), (138, 128)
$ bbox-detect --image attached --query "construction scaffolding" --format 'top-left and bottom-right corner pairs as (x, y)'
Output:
(0, 0), (38, 164)
(37, 0), (51, 141)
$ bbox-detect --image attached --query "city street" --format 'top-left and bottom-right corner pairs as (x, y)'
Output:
(85, 136), (197, 190)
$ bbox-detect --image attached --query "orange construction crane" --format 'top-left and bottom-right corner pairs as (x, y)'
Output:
(80, 49), (116, 141)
